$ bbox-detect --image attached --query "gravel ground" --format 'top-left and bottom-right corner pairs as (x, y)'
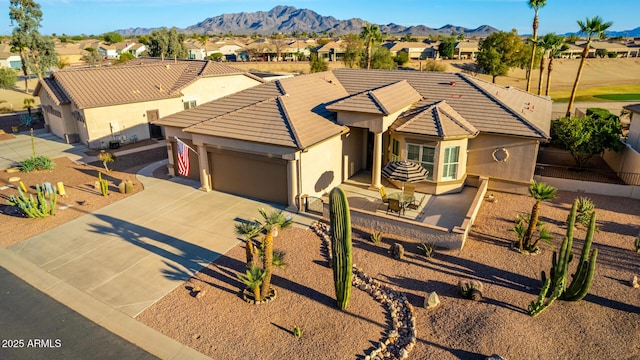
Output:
(136, 190), (640, 360)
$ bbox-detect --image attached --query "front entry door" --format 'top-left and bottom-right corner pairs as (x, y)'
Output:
(146, 110), (163, 139)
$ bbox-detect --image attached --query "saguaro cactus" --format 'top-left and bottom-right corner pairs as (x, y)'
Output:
(528, 199), (598, 316)
(329, 187), (353, 310)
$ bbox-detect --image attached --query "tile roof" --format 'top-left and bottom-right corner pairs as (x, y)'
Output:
(392, 100), (479, 139)
(176, 72), (348, 149)
(35, 78), (71, 105)
(157, 68), (552, 150)
(331, 68), (550, 139)
(623, 103), (640, 113)
(326, 80), (422, 115)
(34, 59), (254, 109)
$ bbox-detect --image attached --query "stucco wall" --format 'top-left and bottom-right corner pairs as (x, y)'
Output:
(300, 135), (344, 198)
(467, 134), (539, 185)
(181, 74), (261, 104)
(82, 97), (181, 148)
(535, 175), (640, 199)
(40, 92), (77, 142)
(626, 111), (640, 151)
(342, 127), (365, 181)
(603, 142), (640, 183)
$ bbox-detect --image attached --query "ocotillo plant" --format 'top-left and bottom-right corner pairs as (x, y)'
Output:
(329, 187), (353, 310)
(528, 199), (598, 317)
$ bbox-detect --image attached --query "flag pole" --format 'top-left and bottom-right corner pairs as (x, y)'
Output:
(173, 136), (198, 155)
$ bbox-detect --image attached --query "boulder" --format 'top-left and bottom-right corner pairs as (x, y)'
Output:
(424, 291), (440, 310)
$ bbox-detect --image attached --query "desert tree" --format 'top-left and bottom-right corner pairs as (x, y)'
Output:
(0, 68), (17, 89)
(342, 33), (364, 68)
(438, 36), (456, 59)
(365, 46), (397, 70)
(476, 30), (526, 83)
(544, 33), (569, 96)
(10, 0), (58, 91)
(148, 27), (187, 60)
(551, 108), (623, 168)
(102, 31), (124, 44)
(566, 16), (613, 117)
(525, 0), (547, 92)
(309, 52), (328, 73)
(81, 47), (104, 67)
(360, 23), (382, 70)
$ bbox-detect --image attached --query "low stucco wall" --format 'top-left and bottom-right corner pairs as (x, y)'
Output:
(322, 179), (488, 250)
(534, 175), (640, 199)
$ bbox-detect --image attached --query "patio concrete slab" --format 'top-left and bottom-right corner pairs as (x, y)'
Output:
(7, 159), (316, 319)
(0, 130), (89, 169)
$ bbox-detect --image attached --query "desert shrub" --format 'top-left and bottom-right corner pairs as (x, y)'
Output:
(20, 155), (54, 172)
(370, 230), (382, 243)
(457, 279), (483, 301)
(418, 242), (435, 258)
(422, 59), (447, 72)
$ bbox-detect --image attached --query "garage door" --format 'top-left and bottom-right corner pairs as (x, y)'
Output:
(210, 150), (288, 205)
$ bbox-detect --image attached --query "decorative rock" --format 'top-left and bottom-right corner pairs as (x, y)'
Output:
(632, 275), (639, 289)
(6, 167), (21, 173)
(424, 291), (440, 309)
(8, 176), (20, 182)
(390, 243), (405, 260)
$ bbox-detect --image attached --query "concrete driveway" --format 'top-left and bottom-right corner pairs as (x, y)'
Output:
(6, 160), (317, 317)
(0, 130), (88, 170)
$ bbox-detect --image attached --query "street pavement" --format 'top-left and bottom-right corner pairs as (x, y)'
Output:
(0, 266), (158, 360)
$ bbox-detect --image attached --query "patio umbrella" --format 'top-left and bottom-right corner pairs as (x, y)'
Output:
(381, 160), (429, 193)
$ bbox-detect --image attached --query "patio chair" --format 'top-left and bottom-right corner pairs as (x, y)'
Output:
(407, 194), (425, 210)
(379, 185), (389, 203)
(404, 184), (416, 196)
(386, 198), (403, 216)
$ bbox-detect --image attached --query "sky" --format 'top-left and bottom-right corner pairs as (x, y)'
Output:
(3, 0), (639, 36)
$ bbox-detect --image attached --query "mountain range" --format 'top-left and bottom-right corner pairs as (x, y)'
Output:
(116, 5), (499, 37)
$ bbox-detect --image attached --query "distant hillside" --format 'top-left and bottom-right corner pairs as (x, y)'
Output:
(116, 5), (500, 37)
(607, 27), (640, 38)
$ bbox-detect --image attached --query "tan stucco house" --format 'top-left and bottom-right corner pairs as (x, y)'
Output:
(154, 68), (551, 209)
(34, 59), (263, 148)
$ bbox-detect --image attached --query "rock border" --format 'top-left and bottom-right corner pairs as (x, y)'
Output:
(311, 221), (417, 360)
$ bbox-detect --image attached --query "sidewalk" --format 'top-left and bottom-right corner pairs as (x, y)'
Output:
(0, 159), (317, 359)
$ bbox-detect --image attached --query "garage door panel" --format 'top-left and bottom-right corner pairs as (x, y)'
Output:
(210, 151), (288, 205)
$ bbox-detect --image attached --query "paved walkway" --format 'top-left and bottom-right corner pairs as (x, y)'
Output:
(1, 158), (318, 359)
(0, 130), (88, 170)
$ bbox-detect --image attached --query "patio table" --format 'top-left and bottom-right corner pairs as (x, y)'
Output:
(387, 192), (415, 207)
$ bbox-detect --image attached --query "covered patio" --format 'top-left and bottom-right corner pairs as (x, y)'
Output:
(322, 171), (488, 250)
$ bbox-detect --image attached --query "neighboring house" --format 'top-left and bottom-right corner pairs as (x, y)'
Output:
(315, 40), (346, 62)
(33, 58), (264, 149)
(98, 42), (141, 60)
(560, 43), (591, 59)
(603, 103), (640, 182)
(54, 42), (89, 67)
(383, 42), (438, 59)
(454, 40), (479, 59)
(0, 52), (22, 70)
(154, 68), (551, 209)
(589, 41), (633, 58)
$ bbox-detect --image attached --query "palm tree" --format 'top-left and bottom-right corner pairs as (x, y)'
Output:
(534, 37), (551, 96)
(256, 208), (292, 300)
(566, 16), (613, 117)
(525, 0), (547, 93)
(23, 97), (35, 116)
(360, 23), (382, 70)
(544, 34), (569, 96)
(235, 221), (261, 267)
(521, 181), (557, 251)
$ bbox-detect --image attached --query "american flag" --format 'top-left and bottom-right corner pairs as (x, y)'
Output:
(177, 140), (190, 176)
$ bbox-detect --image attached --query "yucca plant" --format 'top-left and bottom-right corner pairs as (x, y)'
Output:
(370, 230), (382, 243)
(98, 151), (116, 172)
(418, 242), (435, 258)
(512, 213), (554, 251)
(255, 208), (292, 301)
(237, 265), (266, 301)
(520, 181), (557, 252)
(235, 221), (261, 267)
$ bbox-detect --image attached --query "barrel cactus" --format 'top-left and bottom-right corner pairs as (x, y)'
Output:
(329, 187), (353, 310)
